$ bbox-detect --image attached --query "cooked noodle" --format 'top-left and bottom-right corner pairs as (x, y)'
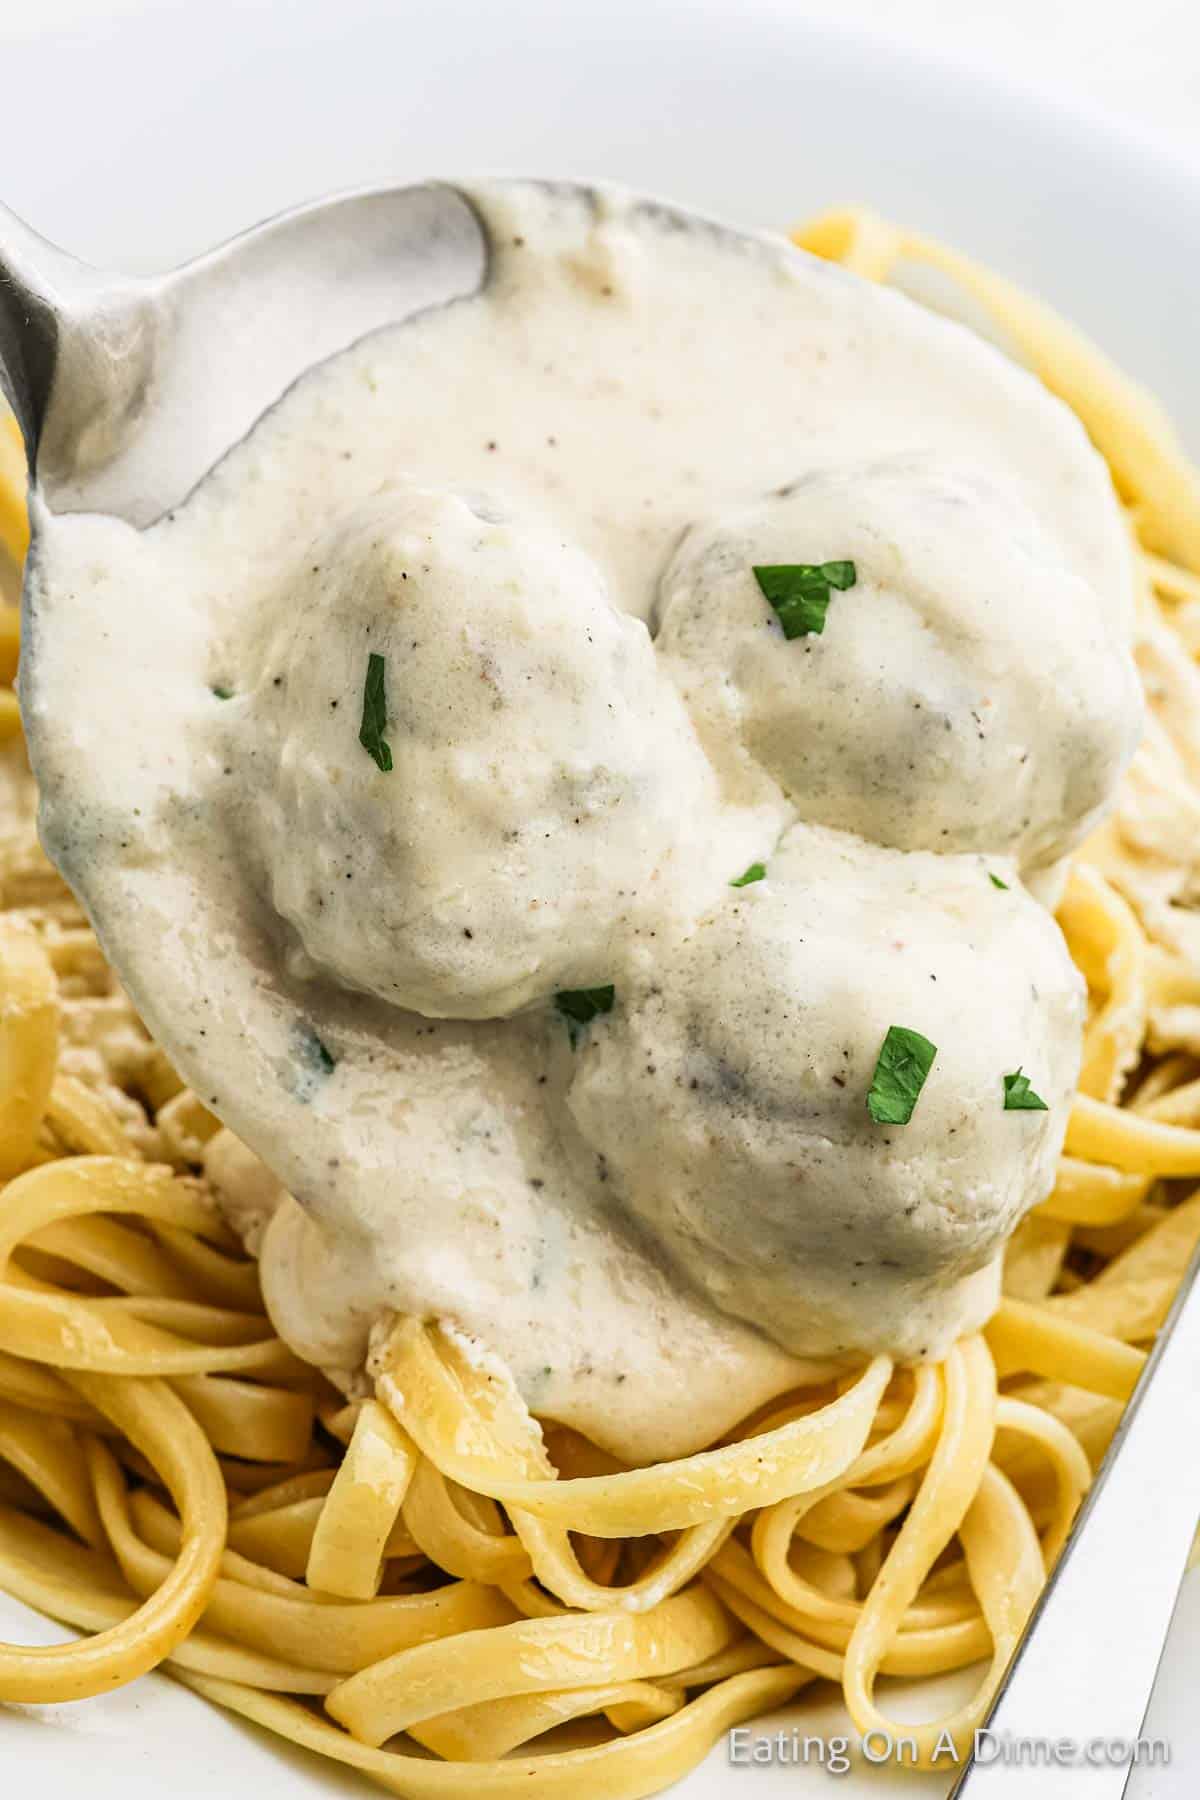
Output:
(0, 216), (1199, 1788)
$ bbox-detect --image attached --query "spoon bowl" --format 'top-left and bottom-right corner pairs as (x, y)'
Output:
(0, 178), (808, 532)
(0, 181), (497, 525)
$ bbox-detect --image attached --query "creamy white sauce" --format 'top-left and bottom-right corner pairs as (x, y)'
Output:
(24, 183), (1139, 1461)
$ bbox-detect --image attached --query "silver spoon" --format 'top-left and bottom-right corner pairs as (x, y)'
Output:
(0, 180), (490, 525)
(0, 178), (767, 527)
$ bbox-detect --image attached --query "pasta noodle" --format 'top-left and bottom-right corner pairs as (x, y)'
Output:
(1, 203), (1200, 1789)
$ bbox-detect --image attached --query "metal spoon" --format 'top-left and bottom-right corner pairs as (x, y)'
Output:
(0, 180), (492, 525)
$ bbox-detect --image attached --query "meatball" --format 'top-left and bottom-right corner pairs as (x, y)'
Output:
(248, 486), (728, 1018)
(654, 452), (1141, 870)
(565, 823), (1085, 1362)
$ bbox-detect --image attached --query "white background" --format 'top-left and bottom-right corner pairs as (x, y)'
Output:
(0, 0), (1196, 272)
(791, 0), (1200, 149)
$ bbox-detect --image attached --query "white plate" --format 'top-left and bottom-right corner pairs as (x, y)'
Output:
(1, 2), (1198, 1793)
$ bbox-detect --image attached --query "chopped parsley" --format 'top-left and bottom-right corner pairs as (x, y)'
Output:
(1003, 1068), (1048, 1112)
(752, 560), (857, 640)
(731, 861), (766, 888)
(989, 872), (1009, 891)
(291, 1023), (337, 1102)
(866, 1025), (937, 1125)
(359, 652), (393, 772)
(211, 684), (234, 701)
(555, 984), (615, 1048)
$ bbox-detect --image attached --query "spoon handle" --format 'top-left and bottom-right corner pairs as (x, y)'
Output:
(0, 182), (488, 524)
(0, 201), (69, 450)
(0, 200), (152, 486)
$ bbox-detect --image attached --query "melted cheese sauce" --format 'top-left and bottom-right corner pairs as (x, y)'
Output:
(24, 183), (1140, 1460)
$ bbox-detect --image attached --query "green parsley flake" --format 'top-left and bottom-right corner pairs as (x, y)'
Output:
(731, 861), (766, 888)
(989, 872), (1009, 891)
(867, 1025), (937, 1125)
(359, 652), (393, 773)
(291, 1023), (337, 1102)
(555, 985), (615, 1048)
(1003, 1069), (1048, 1112)
(211, 684), (234, 701)
(752, 560), (857, 640)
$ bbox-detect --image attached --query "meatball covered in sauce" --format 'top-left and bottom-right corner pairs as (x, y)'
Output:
(566, 823), (1085, 1363)
(655, 452), (1141, 871)
(248, 486), (728, 1018)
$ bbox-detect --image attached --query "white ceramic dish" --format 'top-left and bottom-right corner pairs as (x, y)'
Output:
(1, 2), (1198, 1793)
